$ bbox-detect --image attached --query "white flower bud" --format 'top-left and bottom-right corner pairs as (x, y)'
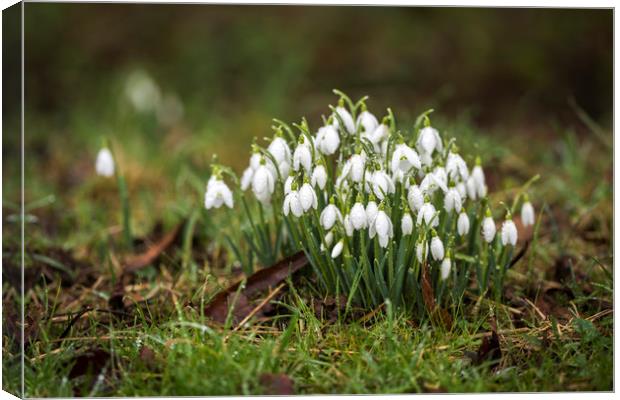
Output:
(333, 106), (356, 134)
(356, 110), (379, 136)
(391, 143), (421, 174)
(252, 164), (275, 205)
(240, 167), (254, 191)
(316, 125), (340, 155)
(521, 201), (535, 227)
(417, 203), (439, 227)
(457, 211), (470, 236)
(482, 216), (496, 243)
(466, 176), (477, 201)
(267, 137), (291, 165)
(344, 214), (354, 237)
(501, 219), (518, 246)
(371, 170), (395, 200)
(430, 236), (444, 261)
(446, 152), (469, 182)
(365, 201), (378, 224)
(331, 239), (344, 258)
(401, 213), (413, 236)
(311, 165), (328, 190)
(320, 204), (342, 230)
(321, 231), (334, 252)
(472, 165), (486, 198)
(349, 154), (366, 183)
(299, 182), (318, 212)
(293, 142), (313, 173)
(441, 257), (451, 280)
(95, 148), (115, 177)
(416, 126), (442, 155)
(350, 202), (367, 230)
(369, 210), (393, 248)
(407, 185), (424, 212)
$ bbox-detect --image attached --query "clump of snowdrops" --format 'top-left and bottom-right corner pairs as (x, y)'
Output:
(204, 90), (537, 312)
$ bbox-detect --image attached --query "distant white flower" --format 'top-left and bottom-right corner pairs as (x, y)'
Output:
(430, 236), (444, 261)
(416, 241), (428, 263)
(365, 201), (378, 224)
(315, 125), (340, 155)
(204, 177), (234, 209)
(293, 140), (313, 173)
(501, 219), (518, 246)
(95, 148), (115, 177)
(401, 213), (413, 236)
(125, 69), (161, 113)
(457, 211), (470, 236)
(349, 153), (366, 183)
(441, 257), (451, 280)
(357, 110), (379, 136)
(371, 170), (395, 200)
(334, 107), (356, 134)
(331, 239), (344, 258)
(299, 182), (318, 211)
(350, 202), (367, 230)
(472, 164), (487, 198)
(369, 210), (393, 248)
(417, 202), (439, 227)
(240, 167), (253, 191)
(521, 201), (535, 227)
(320, 231), (334, 252)
(446, 152), (469, 182)
(283, 190), (303, 217)
(444, 187), (462, 213)
(320, 204), (343, 230)
(407, 185), (424, 212)
(252, 164), (275, 205)
(344, 214), (354, 237)
(391, 143), (421, 174)
(466, 176), (478, 200)
(482, 216), (496, 243)
(416, 126), (443, 155)
(311, 165), (328, 189)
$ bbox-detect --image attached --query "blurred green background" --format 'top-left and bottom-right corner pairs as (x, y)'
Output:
(3, 4), (613, 237)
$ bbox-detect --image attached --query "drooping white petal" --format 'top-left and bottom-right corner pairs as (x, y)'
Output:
(446, 152), (469, 182)
(457, 212), (470, 236)
(349, 154), (366, 183)
(401, 213), (413, 236)
(391, 143), (421, 174)
(417, 126), (442, 155)
(521, 201), (535, 227)
(284, 176), (294, 195)
(372, 170), (395, 200)
(311, 165), (328, 190)
(441, 258), (452, 280)
(299, 183), (317, 211)
(331, 239), (344, 258)
(333, 106), (356, 134)
(350, 202), (367, 230)
(204, 178), (234, 209)
(466, 177), (478, 201)
(344, 214), (354, 237)
(365, 201), (378, 224)
(240, 167), (254, 191)
(417, 203), (438, 227)
(95, 148), (115, 177)
(316, 125), (340, 155)
(430, 236), (444, 261)
(320, 204), (342, 230)
(267, 137), (291, 165)
(482, 216), (496, 243)
(293, 142), (313, 173)
(407, 185), (424, 212)
(444, 188), (462, 213)
(501, 219), (518, 246)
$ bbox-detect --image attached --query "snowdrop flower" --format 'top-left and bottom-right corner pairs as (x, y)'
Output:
(371, 170), (395, 200)
(444, 187), (462, 213)
(349, 153), (366, 183)
(472, 159), (487, 198)
(240, 167), (253, 191)
(420, 171), (447, 195)
(299, 182), (318, 212)
(331, 239), (344, 259)
(311, 165), (328, 189)
(350, 202), (367, 230)
(204, 176), (234, 209)
(441, 256), (451, 280)
(466, 176), (478, 200)
(344, 214), (354, 237)
(320, 203), (343, 230)
(407, 184), (424, 212)
(457, 210), (470, 236)
(283, 190), (303, 217)
(357, 109), (379, 136)
(501, 218), (518, 246)
(391, 143), (421, 174)
(249, 152), (262, 170)
(482, 210), (496, 243)
(521, 198), (535, 227)
(416, 240), (428, 263)
(456, 182), (467, 200)
(315, 125), (340, 155)
(416, 126), (443, 155)
(417, 202), (439, 228)
(320, 231), (334, 252)
(293, 137), (313, 173)
(366, 124), (389, 151)
(369, 209), (393, 248)
(268, 136), (291, 166)
(284, 175), (294, 195)
(401, 213), (413, 236)
(333, 106), (356, 134)
(430, 235), (445, 261)
(252, 162), (276, 205)
(446, 151), (469, 182)
(365, 200), (378, 224)
(96, 148), (115, 177)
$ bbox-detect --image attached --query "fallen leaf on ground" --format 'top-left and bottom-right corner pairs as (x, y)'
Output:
(124, 222), (183, 272)
(259, 373), (295, 395)
(204, 251), (308, 324)
(420, 262), (452, 329)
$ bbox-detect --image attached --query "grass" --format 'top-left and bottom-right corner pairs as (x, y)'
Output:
(2, 82), (613, 395)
